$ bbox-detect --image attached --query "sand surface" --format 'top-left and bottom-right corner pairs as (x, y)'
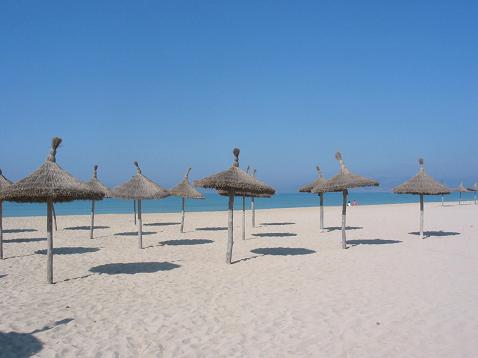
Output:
(1, 201), (477, 357)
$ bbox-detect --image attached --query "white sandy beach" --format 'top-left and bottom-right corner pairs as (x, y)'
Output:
(1, 201), (477, 357)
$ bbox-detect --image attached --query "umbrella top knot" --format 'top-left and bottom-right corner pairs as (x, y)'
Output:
(335, 152), (350, 175)
(185, 167), (192, 178)
(93, 165), (98, 178)
(233, 148), (240, 167)
(134, 161), (142, 174)
(47, 137), (62, 162)
(418, 158), (425, 173)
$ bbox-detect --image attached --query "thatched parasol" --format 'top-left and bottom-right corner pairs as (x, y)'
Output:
(311, 152), (378, 248)
(0, 137), (104, 283)
(0, 169), (13, 260)
(300, 165), (327, 231)
(467, 182), (478, 204)
(86, 165), (112, 239)
(170, 168), (204, 233)
(194, 148), (275, 264)
(393, 158), (450, 239)
(217, 166), (273, 241)
(453, 182), (470, 205)
(112, 161), (169, 249)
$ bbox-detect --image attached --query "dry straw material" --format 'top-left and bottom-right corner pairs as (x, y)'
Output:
(0, 137), (104, 283)
(300, 165), (327, 231)
(170, 168), (204, 233)
(312, 153), (378, 249)
(112, 162), (169, 200)
(1, 138), (104, 203)
(194, 148), (275, 197)
(468, 182), (478, 204)
(393, 158), (450, 239)
(195, 148), (275, 264)
(112, 162), (169, 249)
(393, 159), (450, 195)
(0, 169), (13, 260)
(86, 165), (111, 239)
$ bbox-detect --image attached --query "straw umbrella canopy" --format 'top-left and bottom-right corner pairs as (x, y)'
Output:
(170, 168), (204, 233)
(217, 166), (273, 241)
(0, 137), (104, 283)
(194, 148), (275, 264)
(112, 161), (169, 249)
(86, 165), (112, 239)
(453, 182), (470, 205)
(0, 169), (13, 260)
(467, 182), (478, 204)
(393, 158), (450, 239)
(299, 165), (327, 231)
(311, 152), (378, 249)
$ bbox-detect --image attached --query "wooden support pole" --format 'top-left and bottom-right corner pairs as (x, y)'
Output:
(0, 201), (3, 260)
(180, 197), (185, 233)
(420, 194), (424, 239)
(52, 203), (58, 231)
(133, 200), (137, 225)
(242, 195), (246, 240)
(251, 196), (255, 228)
(90, 200), (95, 239)
(441, 195), (444, 207)
(341, 190), (348, 249)
(459, 192), (462, 205)
(137, 199), (143, 249)
(47, 200), (54, 284)
(319, 193), (324, 232)
(226, 194), (235, 264)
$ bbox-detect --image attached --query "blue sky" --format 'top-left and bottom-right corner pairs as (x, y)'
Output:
(1, 1), (477, 191)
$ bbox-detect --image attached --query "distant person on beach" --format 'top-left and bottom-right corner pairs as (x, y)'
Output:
(352, 200), (358, 206)
(347, 200), (351, 207)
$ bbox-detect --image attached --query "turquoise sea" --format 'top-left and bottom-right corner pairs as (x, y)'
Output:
(2, 191), (475, 218)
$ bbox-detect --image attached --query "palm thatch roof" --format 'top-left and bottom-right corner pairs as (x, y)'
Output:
(170, 168), (204, 199)
(112, 161), (170, 200)
(86, 165), (112, 198)
(0, 138), (104, 203)
(194, 148), (275, 196)
(299, 165), (327, 193)
(0, 169), (13, 192)
(311, 152), (378, 193)
(453, 182), (470, 193)
(467, 182), (478, 191)
(393, 159), (450, 195)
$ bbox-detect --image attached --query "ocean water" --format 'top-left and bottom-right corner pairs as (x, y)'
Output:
(2, 191), (475, 218)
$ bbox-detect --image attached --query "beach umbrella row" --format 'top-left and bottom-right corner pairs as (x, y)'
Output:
(195, 148), (275, 264)
(0, 169), (13, 260)
(393, 159), (450, 239)
(0, 137), (104, 283)
(312, 153), (379, 249)
(299, 165), (327, 232)
(112, 162), (169, 249)
(170, 168), (204, 233)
